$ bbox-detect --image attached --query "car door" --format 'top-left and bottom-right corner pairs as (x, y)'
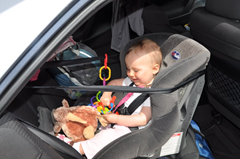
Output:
(0, 0), (111, 115)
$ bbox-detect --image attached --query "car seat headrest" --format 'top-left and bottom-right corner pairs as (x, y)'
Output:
(120, 33), (209, 77)
(160, 34), (209, 71)
(205, 0), (240, 20)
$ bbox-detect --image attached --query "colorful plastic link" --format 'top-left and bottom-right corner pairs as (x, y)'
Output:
(99, 54), (111, 82)
(99, 66), (111, 81)
(88, 54), (118, 114)
(95, 96), (117, 114)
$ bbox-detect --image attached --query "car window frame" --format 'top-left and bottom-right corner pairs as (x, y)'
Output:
(0, 0), (112, 115)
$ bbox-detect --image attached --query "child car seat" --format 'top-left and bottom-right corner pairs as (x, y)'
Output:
(0, 33), (210, 159)
(93, 33), (210, 159)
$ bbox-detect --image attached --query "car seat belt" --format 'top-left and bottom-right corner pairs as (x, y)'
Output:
(113, 82), (150, 115)
(127, 93), (149, 114)
(114, 92), (149, 116)
(182, 0), (195, 15)
(111, 92), (149, 131)
(27, 69), (205, 94)
(111, 82), (149, 131)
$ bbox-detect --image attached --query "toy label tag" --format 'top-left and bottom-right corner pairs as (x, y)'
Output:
(160, 132), (183, 157)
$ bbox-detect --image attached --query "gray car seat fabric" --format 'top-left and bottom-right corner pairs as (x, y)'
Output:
(190, 0), (240, 129)
(93, 33), (210, 159)
(0, 113), (63, 159)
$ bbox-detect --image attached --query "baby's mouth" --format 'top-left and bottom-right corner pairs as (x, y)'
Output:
(132, 79), (139, 83)
(132, 78), (138, 81)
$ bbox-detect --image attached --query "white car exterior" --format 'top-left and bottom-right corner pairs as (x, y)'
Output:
(0, 0), (109, 114)
(0, 0), (72, 78)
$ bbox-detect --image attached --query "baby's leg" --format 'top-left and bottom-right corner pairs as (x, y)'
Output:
(73, 125), (131, 159)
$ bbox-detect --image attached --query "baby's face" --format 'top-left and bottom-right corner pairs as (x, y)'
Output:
(125, 51), (158, 87)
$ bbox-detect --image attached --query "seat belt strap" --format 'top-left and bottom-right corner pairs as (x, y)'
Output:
(27, 70), (206, 94)
(111, 82), (149, 131)
(114, 82), (149, 115)
(127, 93), (149, 114)
(113, 83), (134, 113)
(113, 92), (133, 113)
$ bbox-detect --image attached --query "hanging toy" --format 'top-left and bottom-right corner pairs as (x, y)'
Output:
(89, 54), (118, 114)
(99, 54), (111, 85)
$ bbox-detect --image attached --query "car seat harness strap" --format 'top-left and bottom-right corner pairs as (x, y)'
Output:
(111, 82), (149, 131)
(114, 82), (150, 115)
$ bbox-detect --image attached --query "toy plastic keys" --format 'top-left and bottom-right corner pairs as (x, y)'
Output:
(96, 96), (118, 115)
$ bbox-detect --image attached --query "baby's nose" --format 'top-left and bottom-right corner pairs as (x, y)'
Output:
(128, 70), (134, 76)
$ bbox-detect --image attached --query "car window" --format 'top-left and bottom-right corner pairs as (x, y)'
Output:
(0, 0), (72, 79)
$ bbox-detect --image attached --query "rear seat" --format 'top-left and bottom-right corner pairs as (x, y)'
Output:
(7, 69), (73, 127)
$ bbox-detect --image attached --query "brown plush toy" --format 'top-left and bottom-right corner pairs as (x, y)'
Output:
(53, 99), (108, 142)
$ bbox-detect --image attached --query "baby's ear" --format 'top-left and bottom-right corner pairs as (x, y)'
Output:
(152, 64), (160, 75)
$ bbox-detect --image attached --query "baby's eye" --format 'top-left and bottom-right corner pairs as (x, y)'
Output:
(134, 69), (139, 72)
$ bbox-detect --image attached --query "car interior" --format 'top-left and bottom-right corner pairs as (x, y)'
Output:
(2, 0), (240, 159)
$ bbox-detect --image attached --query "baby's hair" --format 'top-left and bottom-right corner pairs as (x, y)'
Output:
(127, 39), (162, 65)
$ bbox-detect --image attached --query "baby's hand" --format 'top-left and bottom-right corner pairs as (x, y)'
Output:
(100, 92), (112, 106)
(97, 115), (109, 127)
(103, 113), (118, 124)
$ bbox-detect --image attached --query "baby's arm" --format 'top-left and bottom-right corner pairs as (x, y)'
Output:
(100, 78), (124, 106)
(103, 106), (151, 127)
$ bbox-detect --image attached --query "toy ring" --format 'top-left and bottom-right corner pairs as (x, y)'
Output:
(99, 66), (111, 81)
(90, 96), (96, 106)
(96, 91), (102, 102)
